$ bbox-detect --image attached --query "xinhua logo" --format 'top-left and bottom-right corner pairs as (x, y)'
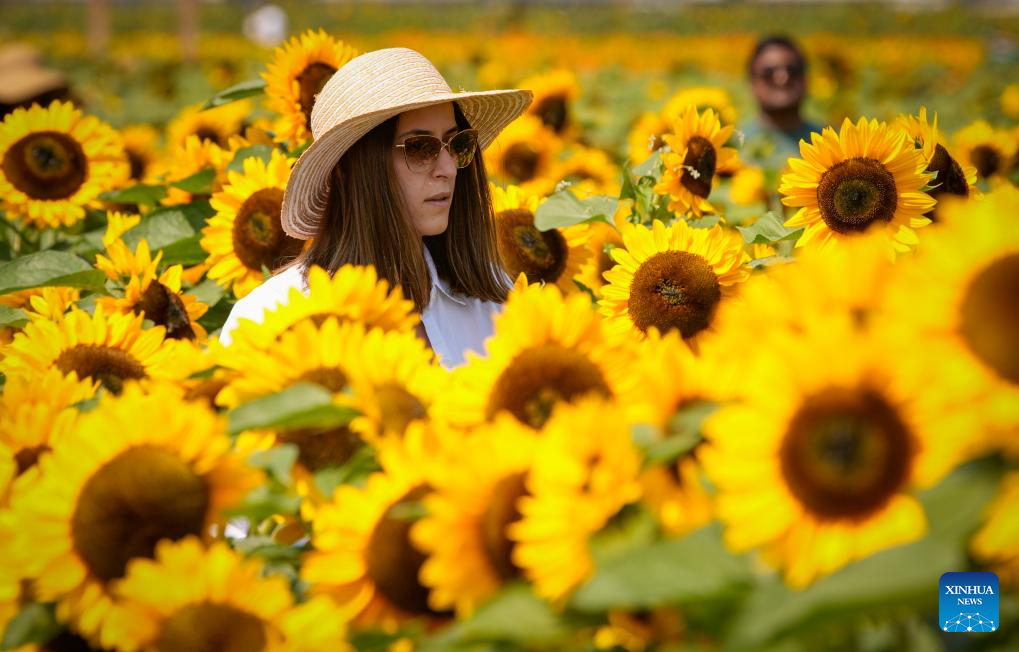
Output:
(940, 572), (999, 633)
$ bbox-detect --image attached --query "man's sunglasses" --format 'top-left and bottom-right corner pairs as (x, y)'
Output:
(394, 128), (479, 173)
(753, 64), (805, 85)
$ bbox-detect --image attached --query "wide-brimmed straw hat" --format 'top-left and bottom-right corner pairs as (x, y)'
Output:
(281, 47), (533, 239)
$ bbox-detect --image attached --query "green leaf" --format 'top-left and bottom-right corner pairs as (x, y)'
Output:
(0, 250), (106, 295)
(202, 78), (266, 110)
(159, 235), (208, 266)
(98, 183), (167, 206)
(919, 456), (1003, 546)
(0, 305), (27, 328)
(736, 212), (803, 245)
(227, 382), (360, 436)
(724, 536), (962, 649)
(570, 523), (752, 612)
(228, 145), (275, 173)
(533, 190), (618, 230)
(1, 602), (62, 649)
(187, 278), (226, 307)
(119, 208), (204, 266)
(749, 255), (795, 269)
(313, 446), (381, 497)
(248, 444), (299, 485)
(232, 535), (304, 563)
(454, 583), (574, 645)
(633, 150), (663, 179)
(226, 484), (301, 523)
(168, 168), (216, 195)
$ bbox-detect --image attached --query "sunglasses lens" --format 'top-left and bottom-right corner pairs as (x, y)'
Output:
(450, 130), (478, 168)
(403, 136), (442, 172)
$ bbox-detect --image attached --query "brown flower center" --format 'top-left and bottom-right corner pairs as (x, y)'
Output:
(495, 209), (568, 284)
(680, 135), (716, 199)
(816, 157), (898, 234)
(627, 250), (721, 339)
(15, 445), (49, 475)
(231, 187), (304, 273)
(154, 602), (266, 652)
(193, 127), (225, 148)
(486, 343), (611, 428)
(297, 62), (337, 133)
(55, 345), (147, 395)
(970, 144), (1001, 179)
(480, 472), (528, 580)
(502, 143), (540, 182)
(959, 253), (1019, 384)
(780, 387), (913, 521)
(2, 131), (87, 200)
(126, 148), (148, 181)
(40, 631), (114, 652)
(277, 426), (362, 472)
(365, 485), (443, 615)
(375, 382), (427, 436)
(925, 143), (969, 213)
(533, 96), (568, 134)
(136, 281), (195, 340)
(71, 445), (209, 583)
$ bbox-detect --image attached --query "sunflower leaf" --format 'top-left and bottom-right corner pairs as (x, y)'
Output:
(228, 145), (276, 173)
(534, 190), (618, 230)
(168, 168), (216, 194)
(201, 78), (266, 110)
(227, 382), (359, 435)
(0, 305), (27, 328)
(0, 250), (106, 295)
(736, 212), (803, 245)
(98, 183), (167, 206)
(1, 603), (62, 649)
(248, 444), (299, 485)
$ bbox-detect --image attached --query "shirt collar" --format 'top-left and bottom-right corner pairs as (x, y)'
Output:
(422, 245), (468, 306)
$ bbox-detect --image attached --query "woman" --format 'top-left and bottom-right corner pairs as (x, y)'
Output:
(218, 47), (533, 368)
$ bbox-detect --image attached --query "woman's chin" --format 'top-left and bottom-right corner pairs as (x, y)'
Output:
(414, 213), (450, 236)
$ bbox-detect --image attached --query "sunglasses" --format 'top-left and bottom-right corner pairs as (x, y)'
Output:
(754, 63), (805, 85)
(394, 128), (479, 173)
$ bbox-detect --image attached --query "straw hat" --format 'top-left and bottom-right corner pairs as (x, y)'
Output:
(281, 47), (533, 240)
(0, 43), (68, 106)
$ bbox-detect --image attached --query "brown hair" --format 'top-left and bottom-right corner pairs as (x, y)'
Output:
(280, 103), (510, 312)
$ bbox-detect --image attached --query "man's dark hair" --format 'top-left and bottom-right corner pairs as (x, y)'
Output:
(747, 35), (807, 76)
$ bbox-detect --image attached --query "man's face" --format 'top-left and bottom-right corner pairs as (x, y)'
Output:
(750, 45), (806, 112)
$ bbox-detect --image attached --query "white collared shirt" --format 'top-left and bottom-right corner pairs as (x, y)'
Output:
(217, 247), (505, 369)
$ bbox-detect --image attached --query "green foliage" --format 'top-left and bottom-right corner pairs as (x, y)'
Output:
(0, 250), (106, 296)
(227, 382), (360, 436)
(202, 78), (266, 110)
(533, 190), (618, 230)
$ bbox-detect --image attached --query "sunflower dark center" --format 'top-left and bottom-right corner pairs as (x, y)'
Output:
(71, 445), (209, 583)
(231, 187), (304, 272)
(15, 445), (49, 475)
(126, 148), (148, 181)
(627, 250), (720, 339)
(193, 127), (225, 147)
(296, 366), (348, 393)
(503, 143), (539, 182)
(816, 157), (898, 233)
(154, 602), (267, 652)
(486, 343), (612, 428)
(925, 143), (969, 212)
(2, 131), (87, 200)
(495, 209), (569, 284)
(136, 281), (195, 340)
(40, 631), (114, 652)
(780, 387), (913, 521)
(959, 253), (1019, 384)
(970, 145), (1001, 179)
(365, 485), (445, 615)
(54, 344), (147, 395)
(375, 383), (427, 436)
(277, 426), (362, 472)
(680, 135), (716, 199)
(297, 63), (337, 133)
(534, 96), (569, 133)
(480, 472), (528, 581)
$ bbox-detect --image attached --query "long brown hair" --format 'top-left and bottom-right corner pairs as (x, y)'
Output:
(281, 103), (510, 312)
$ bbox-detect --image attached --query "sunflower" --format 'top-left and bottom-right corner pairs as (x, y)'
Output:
(953, 119), (1016, 181)
(626, 112), (669, 165)
(509, 398), (643, 603)
(262, 29), (358, 147)
(653, 106), (737, 217)
(970, 472), (1019, 587)
(202, 149), (305, 299)
(491, 183), (589, 293)
(302, 422), (452, 632)
(433, 280), (636, 430)
(0, 304), (201, 395)
(599, 219), (750, 343)
(95, 238), (208, 341)
(780, 117), (935, 254)
(102, 537), (348, 652)
(894, 107), (976, 212)
(550, 145), (621, 198)
(119, 124), (161, 183)
(166, 100), (250, 152)
(574, 220), (624, 297)
(593, 609), (686, 652)
(661, 86), (738, 127)
(882, 185), (1019, 456)
(160, 134), (232, 206)
(0, 100), (129, 229)
(223, 263), (418, 349)
(487, 115), (561, 195)
(699, 319), (970, 588)
(0, 368), (94, 489)
(411, 415), (539, 616)
(519, 69), (581, 137)
(6, 383), (260, 641)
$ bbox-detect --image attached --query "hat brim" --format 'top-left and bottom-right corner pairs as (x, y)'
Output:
(281, 87), (533, 240)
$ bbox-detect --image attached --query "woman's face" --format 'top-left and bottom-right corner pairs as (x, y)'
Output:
(392, 102), (459, 237)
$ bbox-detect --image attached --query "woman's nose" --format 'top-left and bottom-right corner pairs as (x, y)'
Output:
(433, 146), (457, 177)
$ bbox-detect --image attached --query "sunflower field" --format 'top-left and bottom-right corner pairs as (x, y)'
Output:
(1, 2), (1019, 651)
